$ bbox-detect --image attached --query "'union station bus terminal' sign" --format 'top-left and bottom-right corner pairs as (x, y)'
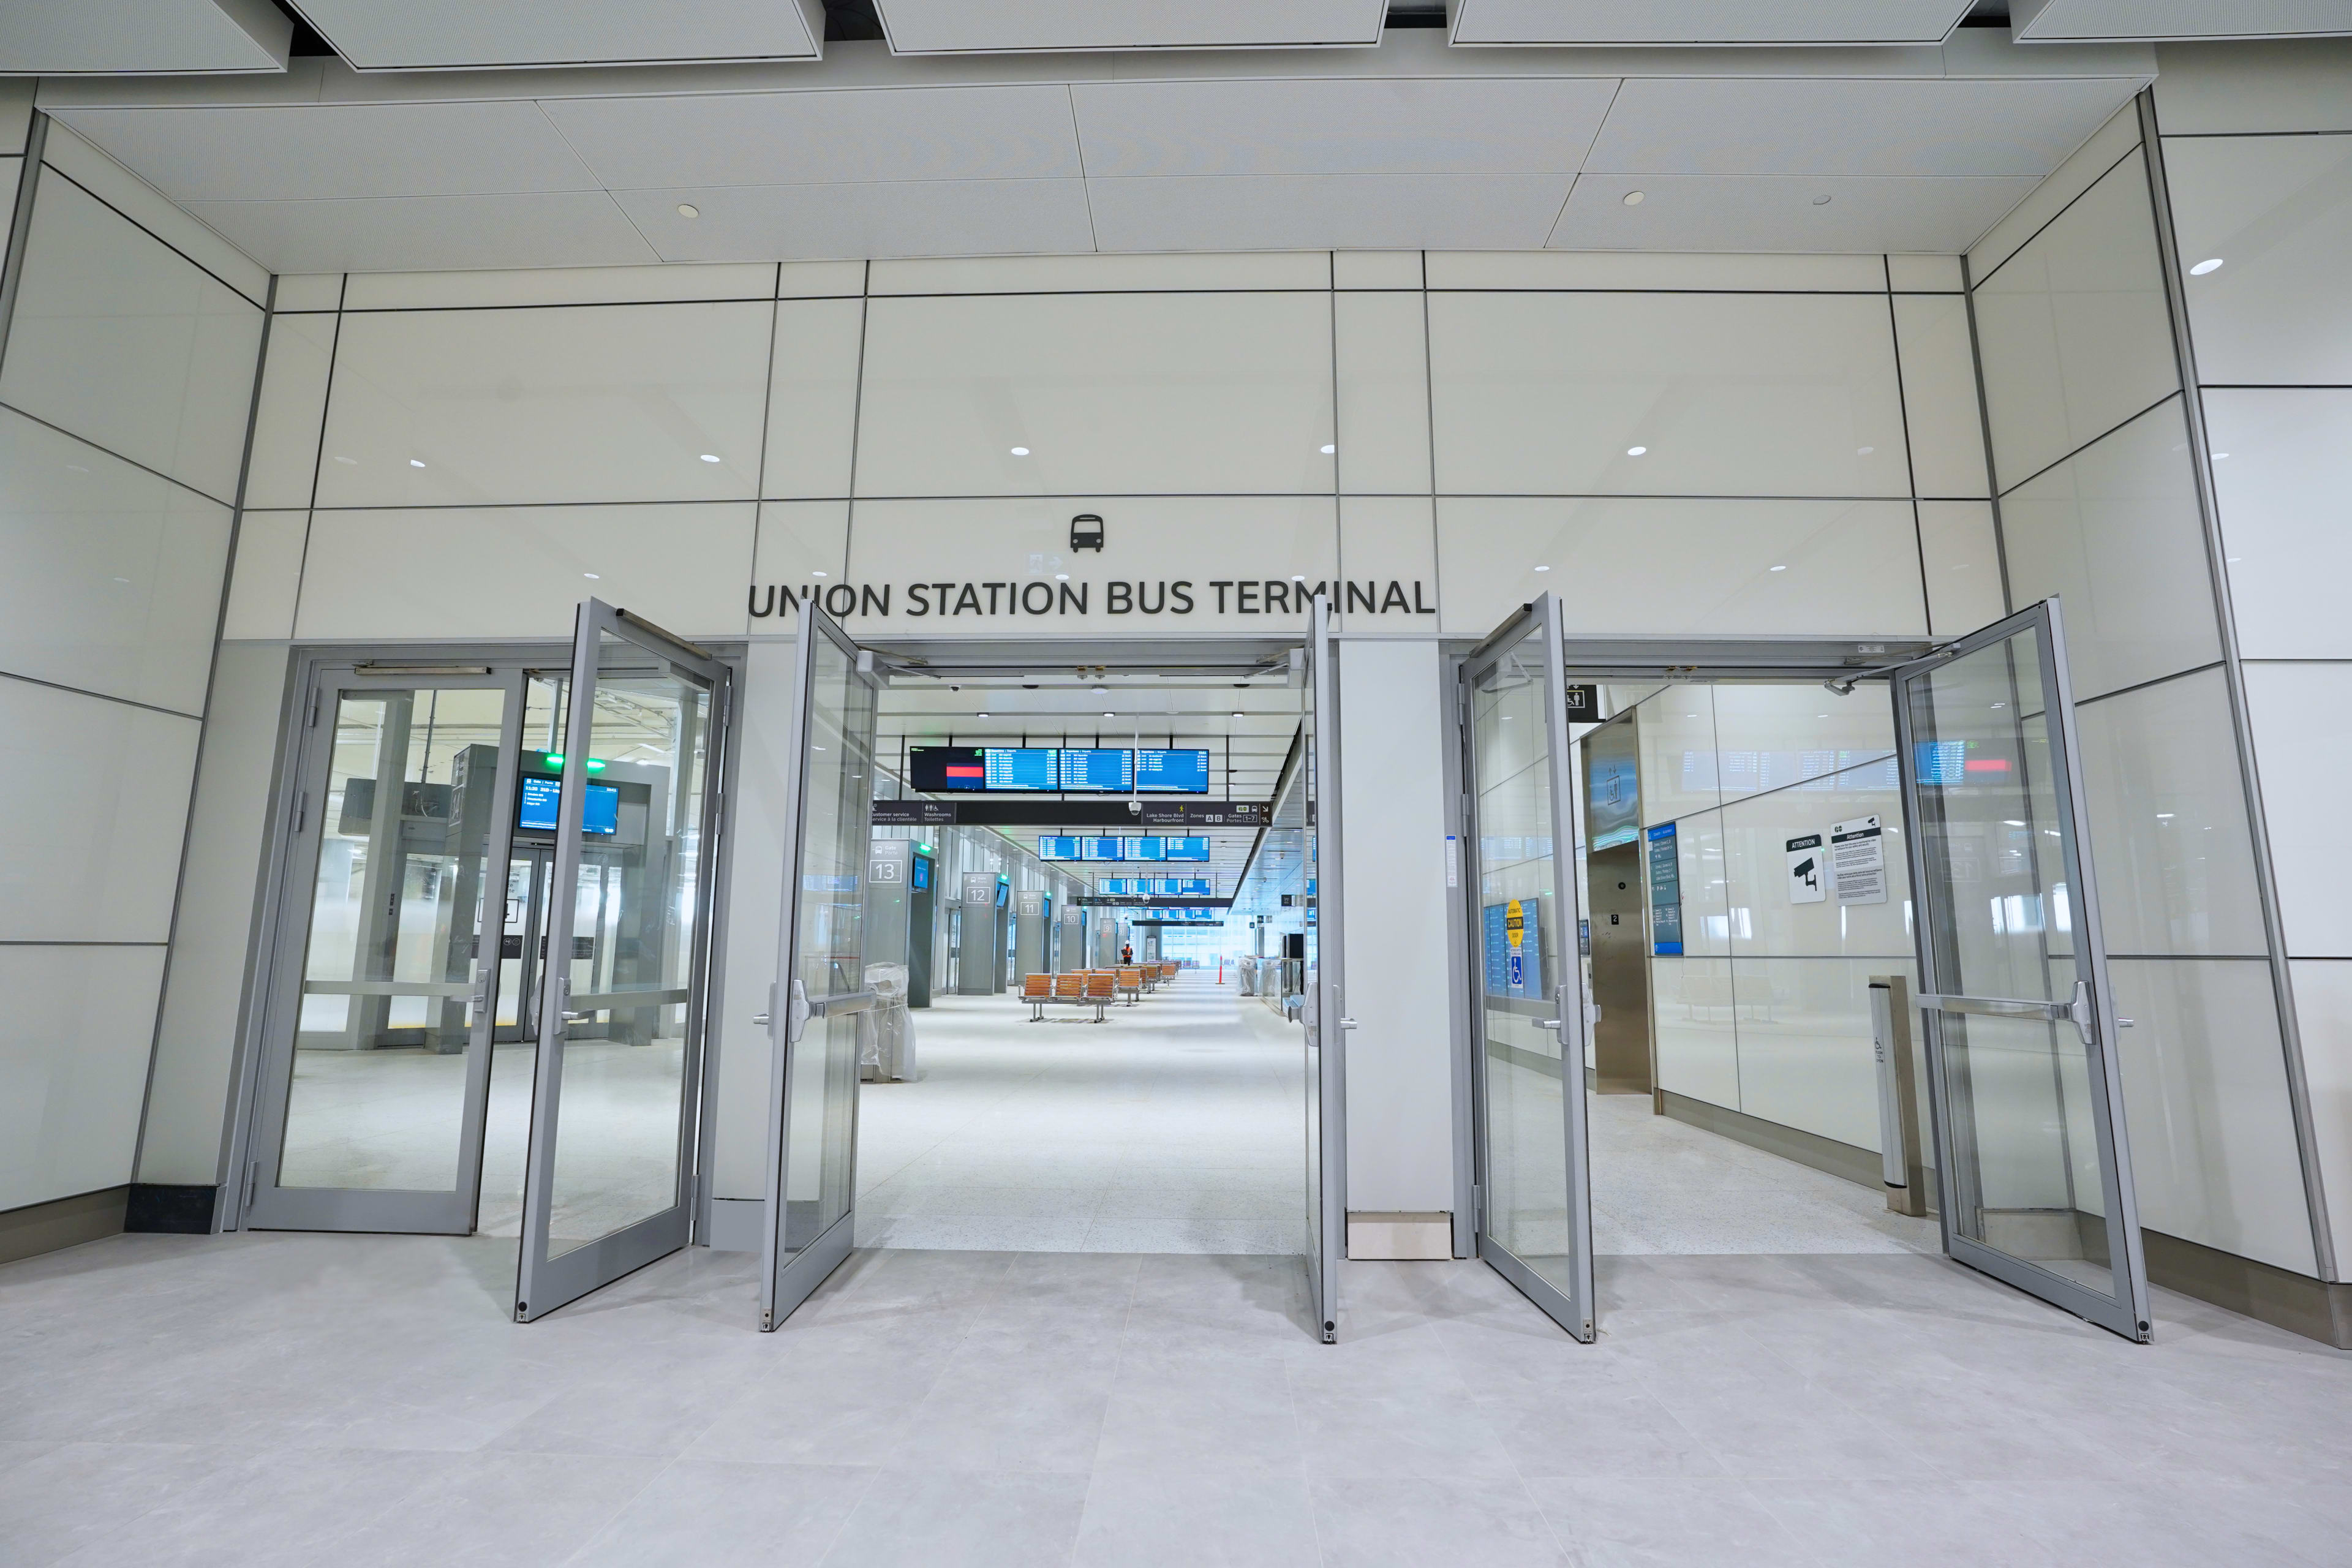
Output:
(749, 577), (1438, 621)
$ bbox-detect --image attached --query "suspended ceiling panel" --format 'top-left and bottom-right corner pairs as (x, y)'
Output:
(0, 0), (288, 74)
(2011, 0), (2352, 40)
(1450, 1), (1974, 45)
(285, 0), (825, 70)
(872, 0), (1388, 54)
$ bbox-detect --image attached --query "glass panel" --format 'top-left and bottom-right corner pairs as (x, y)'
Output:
(542, 632), (714, 1257)
(278, 685), (507, 1191)
(1297, 638), (1324, 1314)
(1907, 626), (2116, 1298)
(777, 629), (876, 1260)
(1472, 627), (1577, 1303)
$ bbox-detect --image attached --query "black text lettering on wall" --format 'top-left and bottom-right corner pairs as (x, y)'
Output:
(746, 579), (1437, 619)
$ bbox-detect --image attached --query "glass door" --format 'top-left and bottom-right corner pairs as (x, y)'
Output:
(1303, 595), (1345, 1343)
(1893, 599), (2150, 1341)
(514, 601), (730, 1322)
(760, 595), (883, 1330)
(246, 669), (524, 1234)
(1461, 595), (1596, 1341)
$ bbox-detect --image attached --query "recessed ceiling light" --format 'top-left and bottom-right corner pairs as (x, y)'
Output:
(409, 458), (426, 467)
(1770, 564), (1788, 571)
(1055, 572), (1069, 581)
(1626, 445), (1646, 456)
(976, 711), (990, 718)
(1534, 565), (1550, 573)
(1812, 194), (1833, 206)
(583, 572), (600, 579)
(1320, 444), (1335, 455)
(1009, 446), (1030, 456)
(1103, 711), (1115, 718)
(677, 203), (699, 219)
(2213, 451), (2230, 459)
(812, 570), (827, 578)
(1623, 191), (1645, 206)
(2190, 258), (2224, 275)
(1857, 446), (1874, 455)
(332, 455), (356, 465)
(1232, 712), (1245, 719)
(1093, 685), (1107, 694)
(699, 453), (721, 463)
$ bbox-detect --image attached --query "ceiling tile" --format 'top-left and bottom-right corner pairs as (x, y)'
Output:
(542, 87), (1084, 189)
(1586, 76), (2140, 178)
(1551, 172), (2040, 253)
(611, 180), (1099, 262)
(873, 0), (1386, 53)
(1072, 77), (1618, 177)
(1451, 1), (1972, 45)
(2013, 0), (2352, 40)
(183, 191), (661, 273)
(288, 0), (823, 70)
(0, 0), (288, 73)
(50, 102), (599, 203)
(1087, 174), (1572, 252)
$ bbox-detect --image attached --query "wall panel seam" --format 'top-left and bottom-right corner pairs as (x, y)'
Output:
(0, 666), (205, 722)
(1969, 138), (2144, 295)
(34, 164), (266, 311)
(0, 399), (239, 510)
(1991, 390), (2182, 500)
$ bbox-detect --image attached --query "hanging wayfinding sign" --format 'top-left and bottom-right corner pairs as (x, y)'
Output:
(1831, 815), (1888, 905)
(1786, 834), (1827, 904)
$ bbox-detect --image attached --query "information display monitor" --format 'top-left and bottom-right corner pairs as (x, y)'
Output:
(908, 745), (1057, 793)
(1098, 878), (1134, 894)
(985, 748), (1058, 791)
(1058, 748), (1134, 792)
(1079, 837), (1124, 861)
(1038, 835), (1081, 861)
(1125, 836), (1166, 861)
(518, 774), (619, 835)
(1175, 877), (1214, 897)
(1136, 748), (1210, 793)
(1164, 837), (1210, 861)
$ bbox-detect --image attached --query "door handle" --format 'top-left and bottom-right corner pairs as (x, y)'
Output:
(1338, 1017), (1358, 1031)
(786, 978), (813, 1044)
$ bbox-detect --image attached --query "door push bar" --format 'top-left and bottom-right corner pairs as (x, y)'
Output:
(1915, 979), (2132, 1048)
(756, 979), (881, 1043)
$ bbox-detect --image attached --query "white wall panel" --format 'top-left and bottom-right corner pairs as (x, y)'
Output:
(1888, 254), (1966, 292)
(1333, 290), (1431, 496)
(1428, 251), (1889, 292)
(2165, 134), (2352, 387)
(1335, 496), (1438, 625)
(1668, 811), (1730, 957)
(241, 312), (336, 511)
(0, 679), (200, 944)
(0, 409), (232, 715)
(1436, 497), (1926, 640)
(2205, 390), (2352, 660)
(1428, 292), (1912, 497)
(835, 496), (1341, 637)
(1916, 499), (2007, 633)
(1708, 685), (1899, 797)
(2111, 957), (2315, 1273)
(1998, 397), (2221, 701)
(0, 945), (168, 1211)
(748, 500), (851, 627)
(2150, 39), (2352, 135)
(1651, 956), (1741, 1110)
(1333, 251), (1423, 290)
(1338, 638), (1454, 1212)
(38, 123), (268, 305)
(1973, 149), (2178, 491)
(314, 302), (772, 508)
(1635, 690), (1721, 826)
(1717, 765), (1912, 962)
(0, 173), (263, 505)
(2243, 662), (2352, 958)
(1893, 292), (1992, 498)
(2290, 958), (2352, 1268)
(341, 263), (775, 312)
(137, 641), (289, 1186)
(220, 508), (306, 641)
(296, 503), (755, 643)
(2074, 668), (2269, 956)
(763, 298), (864, 500)
(709, 637), (797, 1199)
(853, 293), (1334, 498)
(1969, 102), (2141, 282)
(271, 273), (342, 312)
(1733, 958), (1909, 1153)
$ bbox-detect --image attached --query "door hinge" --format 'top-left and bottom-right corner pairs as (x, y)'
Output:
(1471, 1182), (1484, 1227)
(307, 687), (322, 727)
(292, 792), (307, 835)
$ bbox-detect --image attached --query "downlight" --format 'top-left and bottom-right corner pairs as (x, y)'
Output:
(2190, 258), (2224, 276)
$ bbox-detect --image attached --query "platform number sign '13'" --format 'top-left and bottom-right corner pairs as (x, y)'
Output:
(1506, 899), (1526, 990)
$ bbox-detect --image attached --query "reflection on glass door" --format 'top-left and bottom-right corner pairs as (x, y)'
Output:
(514, 602), (729, 1322)
(1462, 595), (1596, 1341)
(761, 595), (882, 1330)
(246, 673), (524, 1234)
(1894, 600), (2150, 1340)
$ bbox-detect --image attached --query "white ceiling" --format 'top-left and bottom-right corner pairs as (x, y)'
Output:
(1450, 1), (1976, 46)
(284, 0), (825, 71)
(0, 0), (287, 75)
(873, 0), (1390, 55)
(39, 32), (2158, 271)
(2011, 0), (2352, 41)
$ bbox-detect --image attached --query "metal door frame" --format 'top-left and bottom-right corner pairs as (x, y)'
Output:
(1458, 594), (1597, 1341)
(1890, 597), (2152, 1341)
(514, 601), (734, 1322)
(1305, 594), (1347, 1342)
(243, 662), (527, 1235)
(760, 594), (884, 1330)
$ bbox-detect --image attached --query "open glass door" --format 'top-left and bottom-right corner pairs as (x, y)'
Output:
(246, 667), (524, 1234)
(760, 595), (883, 1330)
(1893, 598), (2151, 1341)
(1461, 595), (1596, 1341)
(514, 601), (729, 1322)
(1303, 595), (1346, 1343)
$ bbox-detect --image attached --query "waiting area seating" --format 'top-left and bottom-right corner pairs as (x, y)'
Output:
(1020, 962), (1182, 1022)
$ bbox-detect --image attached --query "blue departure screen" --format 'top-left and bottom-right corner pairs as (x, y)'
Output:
(910, 854), (931, 890)
(1136, 748), (1210, 793)
(1165, 837), (1210, 862)
(1099, 878), (1134, 894)
(1058, 748), (1134, 792)
(982, 748), (1058, 791)
(1080, 837), (1124, 861)
(518, 774), (618, 835)
(1038, 835), (1081, 861)
(1176, 877), (1213, 897)
(1126, 836), (1166, 861)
